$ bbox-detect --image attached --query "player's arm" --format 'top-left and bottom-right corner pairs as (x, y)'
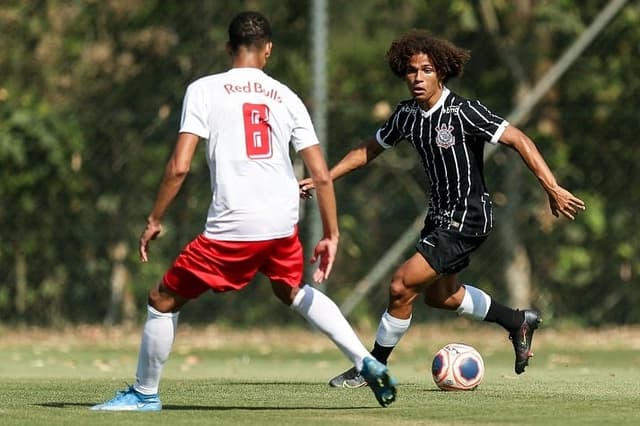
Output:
(329, 137), (385, 181)
(298, 144), (339, 282)
(299, 137), (384, 196)
(498, 125), (585, 220)
(139, 132), (200, 262)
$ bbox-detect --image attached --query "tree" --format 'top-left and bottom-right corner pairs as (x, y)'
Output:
(1, 0), (639, 326)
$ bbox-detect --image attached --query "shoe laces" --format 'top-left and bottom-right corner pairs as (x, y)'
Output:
(346, 368), (361, 380)
(112, 384), (138, 400)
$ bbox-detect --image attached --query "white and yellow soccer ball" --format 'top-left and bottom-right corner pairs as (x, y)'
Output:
(431, 343), (485, 391)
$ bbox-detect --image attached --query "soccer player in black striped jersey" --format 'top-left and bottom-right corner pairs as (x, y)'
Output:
(300, 30), (585, 385)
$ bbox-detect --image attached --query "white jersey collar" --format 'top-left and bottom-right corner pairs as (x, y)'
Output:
(419, 87), (450, 117)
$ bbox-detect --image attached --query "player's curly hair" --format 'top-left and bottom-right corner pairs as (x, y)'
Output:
(228, 11), (272, 53)
(385, 30), (470, 83)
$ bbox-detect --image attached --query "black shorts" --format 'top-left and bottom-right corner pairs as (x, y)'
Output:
(415, 226), (488, 275)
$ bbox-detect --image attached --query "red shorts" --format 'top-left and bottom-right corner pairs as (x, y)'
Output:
(162, 228), (303, 299)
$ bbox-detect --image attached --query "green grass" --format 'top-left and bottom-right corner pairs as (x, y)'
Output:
(1, 324), (639, 425)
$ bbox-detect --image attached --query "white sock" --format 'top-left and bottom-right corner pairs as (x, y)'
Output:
(375, 311), (411, 347)
(133, 305), (179, 395)
(291, 285), (371, 371)
(456, 284), (491, 320)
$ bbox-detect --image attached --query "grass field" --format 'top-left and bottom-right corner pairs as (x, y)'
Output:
(1, 322), (639, 425)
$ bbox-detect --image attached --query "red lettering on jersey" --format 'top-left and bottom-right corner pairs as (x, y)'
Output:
(224, 81), (283, 103)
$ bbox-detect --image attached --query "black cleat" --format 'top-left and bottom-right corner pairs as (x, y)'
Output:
(509, 309), (541, 374)
(328, 366), (367, 388)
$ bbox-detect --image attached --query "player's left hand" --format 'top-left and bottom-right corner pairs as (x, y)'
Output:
(548, 186), (586, 220)
(298, 178), (314, 199)
(310, 237), (338, 282)
(139, 219), (163, 262)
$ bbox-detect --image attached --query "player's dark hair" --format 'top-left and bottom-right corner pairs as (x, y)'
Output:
(385, 30), (470, 83)
(228, 11), (272, 53)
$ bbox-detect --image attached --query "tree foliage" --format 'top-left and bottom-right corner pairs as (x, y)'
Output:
(0, 0), (638, 326)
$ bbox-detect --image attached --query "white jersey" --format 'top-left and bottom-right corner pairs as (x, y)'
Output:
(179, 67), (319, 241)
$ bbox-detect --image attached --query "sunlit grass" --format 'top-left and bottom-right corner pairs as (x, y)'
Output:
(1, 324), (639, 425)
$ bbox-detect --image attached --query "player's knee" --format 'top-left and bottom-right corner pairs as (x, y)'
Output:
(389, 276), (413, 304)
(148, 283), (185, 313)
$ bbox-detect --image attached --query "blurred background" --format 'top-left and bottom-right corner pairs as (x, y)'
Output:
(1, 0), (638, 329)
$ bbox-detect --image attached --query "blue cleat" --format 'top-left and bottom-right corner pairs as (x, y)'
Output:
(90, 386), (162, 411)
(360, 357), (398, 408)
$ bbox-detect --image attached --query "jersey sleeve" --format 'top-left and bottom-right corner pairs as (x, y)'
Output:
(375, 103), (406, 149)
(289, 95), (320, 152)
(179, 81), (209, 138)
(459, 100), (509, 144)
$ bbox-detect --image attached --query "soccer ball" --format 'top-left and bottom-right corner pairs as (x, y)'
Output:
(431, 343), (484, 391)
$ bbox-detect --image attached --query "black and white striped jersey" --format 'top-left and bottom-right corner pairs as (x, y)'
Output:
(376, 87), (509, 236)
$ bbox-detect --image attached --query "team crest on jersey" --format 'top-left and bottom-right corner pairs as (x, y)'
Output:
(435, 123), (455, 149)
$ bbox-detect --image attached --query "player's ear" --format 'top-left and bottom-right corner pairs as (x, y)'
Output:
(265, 41), (273, 59)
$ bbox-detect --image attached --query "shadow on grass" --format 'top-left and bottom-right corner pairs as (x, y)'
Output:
(37, 382), (389, 410)
(38, 402), (375, 410)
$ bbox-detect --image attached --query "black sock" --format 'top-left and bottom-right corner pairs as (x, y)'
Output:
(370, 342), (394, 364)
(484, 300), (525, 331)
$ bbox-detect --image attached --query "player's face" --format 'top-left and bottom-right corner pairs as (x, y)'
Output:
(404, 53), (443, 109)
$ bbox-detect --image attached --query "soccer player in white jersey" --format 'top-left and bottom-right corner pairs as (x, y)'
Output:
(91, 11), (396, 411)
(300, 30), (586, 387)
